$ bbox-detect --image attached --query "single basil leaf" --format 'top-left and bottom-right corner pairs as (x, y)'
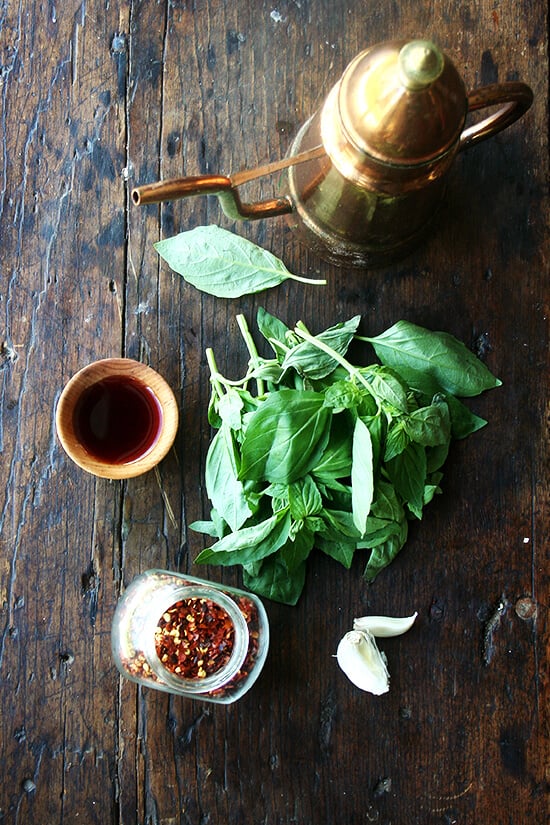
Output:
(322, 483), (353, 511)
(321, 508), (362, 540)
(356, 389), (379, 417)
(369, 480), (406, 523)
(278, 527), (315, 574)
(311, 413), (353, 480)
(195, 510), (291, 567)
(363, 519), (408, 582)
(404, 399), (451, 446)
(362, 413), (385, 471)
(423, 479), (442, 506)
(243, 555), (306, 605)
(155, 225), (324, 298)
(315, 478), (353, 500)
(392, 376), (488, 439)
(207, 390), (222, 428)
(316, 535), (357, 569)
(205, 424), (253, 532)
(256, 306), (291, 357)
(359, 516), (402, 548)
(190, 508), (228, 539)
(216, 388), (245, 431)
(357, 483), (406, 548)
(426, 441), (451, 473)
(445, 394), (488, 439)
(386, 441), (427, 519)
(262, 482), (290, 513)
(323, 379), (362, 412)
(362, 320), (501, 397)
(288, 476), (323, 520)
(239, 389), (331, 483)
(384, 420), (410, 462)
(351, 416), (374, 535)
(281, 316), (361, 380)
(359, 365), (409, 413)
(189, 520), (222, 538)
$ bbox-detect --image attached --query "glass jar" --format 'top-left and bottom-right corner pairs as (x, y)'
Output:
(111, 570), (269, 704)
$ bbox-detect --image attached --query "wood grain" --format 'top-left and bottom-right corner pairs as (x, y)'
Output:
(0, 1), (548, 823)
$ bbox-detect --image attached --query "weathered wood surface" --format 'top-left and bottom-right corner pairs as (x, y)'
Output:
(0, 1), (548, 823)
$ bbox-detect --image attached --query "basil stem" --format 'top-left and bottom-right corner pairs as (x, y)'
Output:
(237, 314), (265, 397)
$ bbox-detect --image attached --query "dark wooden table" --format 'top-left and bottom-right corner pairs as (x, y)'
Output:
(1, 2), (548, 823)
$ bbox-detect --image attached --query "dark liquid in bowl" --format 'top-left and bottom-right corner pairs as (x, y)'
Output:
(73, 376), (163, 464)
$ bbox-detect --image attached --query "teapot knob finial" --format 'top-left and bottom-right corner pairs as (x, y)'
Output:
(398, 40), (445, 90)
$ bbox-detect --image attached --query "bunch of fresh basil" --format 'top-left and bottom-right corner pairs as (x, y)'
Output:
(190, 309), (501, 605)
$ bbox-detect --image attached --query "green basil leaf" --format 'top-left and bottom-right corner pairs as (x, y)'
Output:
(316, 535), (357, 569)
(323, 379), (362, 412)
(359, 517), (402, 548)
(316, 478), (353, 499)
(216, 388), (245, 431)
(356, 482), (406, 549)
(386, 441), (427, 519)
(311, 413), (353, 480)
(278, 527), (315, 574)
(239, 389), (331, 483)
(425, 441), (450, 473)
(189, 519), (223, 539)
(363, 413), (385, 470)
(195, 510), (291, 567)
(243, 555), (306, 605)
(207, 390), (222, 428)
(363, 518), (408, 582)
(321, 508), (361, 540)
(190, 508), (228, 539)
(384, 420), (410, 461)
(445, 394), (488, 439)
(281, 316), (361, 380)
(362, 320), (501, 397)
(423, 479), (442, 506)
(351, 416), (374, 535)
(205, 424), (253, 532)
(359, 365), (409, 412)
(256, 306), (291, 357)
(404, 398), (451, 446)
(369, 480), (406, 524)
(288, 476), (323, 520)
(155, 225), (325, 298)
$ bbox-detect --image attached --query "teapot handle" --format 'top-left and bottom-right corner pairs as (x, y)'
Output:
(459, 81), (533, 151)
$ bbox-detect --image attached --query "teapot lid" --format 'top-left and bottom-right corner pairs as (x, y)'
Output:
(328, 39), (468, 169)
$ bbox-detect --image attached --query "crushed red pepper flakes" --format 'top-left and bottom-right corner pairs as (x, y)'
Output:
(155, 597), (235, 680)
(116, 572), (264, 700)
(208, 595), (260, 698)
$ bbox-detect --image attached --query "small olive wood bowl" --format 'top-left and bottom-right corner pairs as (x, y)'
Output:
(55, 358), (179, 479)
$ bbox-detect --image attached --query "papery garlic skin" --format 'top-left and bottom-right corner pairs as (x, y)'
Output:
(336, 630), (390, 695)
(353, 612), (418, 638)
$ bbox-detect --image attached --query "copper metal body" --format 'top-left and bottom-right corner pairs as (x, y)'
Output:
(132, 39), (533, 268)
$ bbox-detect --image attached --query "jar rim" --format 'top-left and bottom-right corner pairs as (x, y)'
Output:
(142, 584), (250, 693)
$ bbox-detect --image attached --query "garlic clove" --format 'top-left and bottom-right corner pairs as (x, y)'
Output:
(336, 629), (390, 695)
(353, 612), (418, 638)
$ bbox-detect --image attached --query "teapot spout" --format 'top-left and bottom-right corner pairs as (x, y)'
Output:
(132, 174), (293, 220)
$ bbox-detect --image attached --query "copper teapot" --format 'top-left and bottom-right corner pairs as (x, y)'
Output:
(132, 39), (533, 267)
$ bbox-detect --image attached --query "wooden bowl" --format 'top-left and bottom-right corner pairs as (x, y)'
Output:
(55, 358), (179, 479)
